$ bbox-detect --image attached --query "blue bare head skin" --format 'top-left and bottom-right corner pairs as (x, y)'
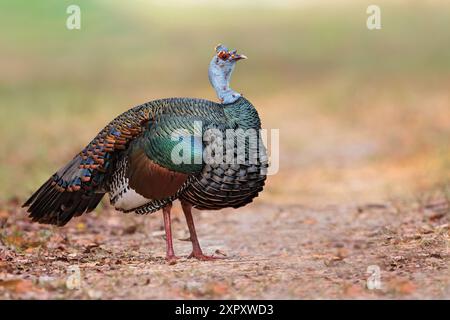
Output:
(208, 44), (247, 104)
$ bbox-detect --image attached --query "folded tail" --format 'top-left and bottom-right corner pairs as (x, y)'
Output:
(22, 155), (105, 226)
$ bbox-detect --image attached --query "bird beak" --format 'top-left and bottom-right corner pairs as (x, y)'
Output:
(232, 54), (248, 61)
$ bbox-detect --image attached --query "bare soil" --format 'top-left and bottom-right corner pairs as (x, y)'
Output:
(0, 198), (448, 299)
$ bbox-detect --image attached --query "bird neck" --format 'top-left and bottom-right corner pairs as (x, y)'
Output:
(216, 86), (241, 105)
(208, 59), (241, 104)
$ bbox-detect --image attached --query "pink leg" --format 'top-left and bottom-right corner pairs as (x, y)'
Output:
(162, 204), (179, 264)
(181, 201), (225, 261)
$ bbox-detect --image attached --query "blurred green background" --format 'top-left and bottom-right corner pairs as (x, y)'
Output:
(1, 0), (449, 205)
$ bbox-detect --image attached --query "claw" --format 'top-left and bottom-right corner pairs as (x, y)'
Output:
(165, 255), (180, 265)
(187, 251), (226, 261)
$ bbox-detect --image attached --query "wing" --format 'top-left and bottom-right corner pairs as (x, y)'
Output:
(22, 104), (151, 226)
(23, 98), (225, 225)
(117, 99), (226, 213)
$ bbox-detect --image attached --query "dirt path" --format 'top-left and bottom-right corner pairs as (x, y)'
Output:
(0, 200), (448, 299)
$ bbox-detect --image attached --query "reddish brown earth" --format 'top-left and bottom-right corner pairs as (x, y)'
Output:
(0, 198), (448, 299)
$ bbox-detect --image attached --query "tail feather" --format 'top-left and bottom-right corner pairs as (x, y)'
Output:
(23, 155), (105, 226)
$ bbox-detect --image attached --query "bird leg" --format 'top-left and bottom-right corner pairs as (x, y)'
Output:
(162, 203), (179, 263)
(181, 201), (225, 261)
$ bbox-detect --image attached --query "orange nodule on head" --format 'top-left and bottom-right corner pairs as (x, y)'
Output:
(218, 50), (230, 60)
(214, 43), (247, 61)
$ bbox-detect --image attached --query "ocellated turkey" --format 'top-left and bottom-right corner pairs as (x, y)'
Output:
(23, 44), (268, 262)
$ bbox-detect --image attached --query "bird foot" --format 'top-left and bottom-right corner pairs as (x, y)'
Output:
(165, 254), (180, 265)
(187, 251), (226, 261)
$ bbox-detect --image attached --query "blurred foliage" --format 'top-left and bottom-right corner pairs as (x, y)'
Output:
(0, 0), (449, 203)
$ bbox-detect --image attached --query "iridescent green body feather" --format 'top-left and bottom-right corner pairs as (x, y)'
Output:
(23, 45), (267, 228)
(23, 96), (267, 225)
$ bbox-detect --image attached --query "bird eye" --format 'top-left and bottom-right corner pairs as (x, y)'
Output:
(218, 51), (230, 60)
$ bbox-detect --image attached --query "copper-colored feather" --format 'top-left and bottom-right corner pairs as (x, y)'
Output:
(128, 149), (188, 200)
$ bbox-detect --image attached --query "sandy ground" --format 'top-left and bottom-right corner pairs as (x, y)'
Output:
(0, 198), (448, 299)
